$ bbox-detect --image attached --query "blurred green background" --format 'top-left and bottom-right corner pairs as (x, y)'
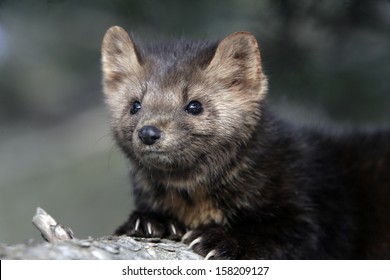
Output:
(0, 0), (389, 244)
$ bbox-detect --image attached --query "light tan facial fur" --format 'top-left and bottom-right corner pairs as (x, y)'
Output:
(101, 26), (268, 182)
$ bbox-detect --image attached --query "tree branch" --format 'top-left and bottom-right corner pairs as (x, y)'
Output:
(0, 208), (202, 260)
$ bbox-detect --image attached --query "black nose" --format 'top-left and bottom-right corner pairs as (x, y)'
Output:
(138, 125), (162, 145)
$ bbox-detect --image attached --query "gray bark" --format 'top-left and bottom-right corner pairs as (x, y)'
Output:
(0, 208), (202, 260)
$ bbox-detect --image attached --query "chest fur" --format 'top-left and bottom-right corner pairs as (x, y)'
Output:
(154, 187), (226, 229)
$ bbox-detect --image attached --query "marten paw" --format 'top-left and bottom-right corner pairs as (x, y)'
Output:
(182, 224), (240, 259)
(115, 211), (186, 240)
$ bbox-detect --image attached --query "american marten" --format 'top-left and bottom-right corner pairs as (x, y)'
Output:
(101, 26), (390, 259)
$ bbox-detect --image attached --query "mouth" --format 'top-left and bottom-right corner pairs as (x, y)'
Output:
(136, 149), (182, 170)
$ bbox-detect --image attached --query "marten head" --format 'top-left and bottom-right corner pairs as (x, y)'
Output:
(101, 26), (267, 186)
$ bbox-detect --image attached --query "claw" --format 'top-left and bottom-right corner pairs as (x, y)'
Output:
(205, 249), (217, 260)
(182, 230), (193, 242)
(147, 222), (152, 235)
(134, 218), (140, 232)
(170, 224), (177, 235)
(189, 236), (203, 249)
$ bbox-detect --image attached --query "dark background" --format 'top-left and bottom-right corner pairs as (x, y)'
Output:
(0, 0), (389, 243)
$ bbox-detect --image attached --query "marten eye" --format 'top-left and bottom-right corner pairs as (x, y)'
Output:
(130, 101), (141, 115)
(185, 100), (203, 115)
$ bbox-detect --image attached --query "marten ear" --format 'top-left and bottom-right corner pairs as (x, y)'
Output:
(206, 32), (265, 93)
(101, 26), (142, 93)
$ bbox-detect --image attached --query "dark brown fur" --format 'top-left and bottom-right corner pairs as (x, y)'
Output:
(101, 26), (390, 259)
